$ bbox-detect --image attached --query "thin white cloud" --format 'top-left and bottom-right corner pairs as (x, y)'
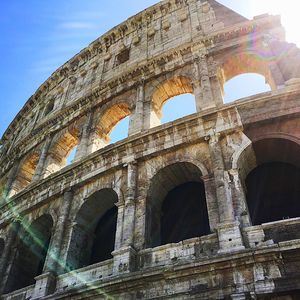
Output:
(59, 22), (96, 30)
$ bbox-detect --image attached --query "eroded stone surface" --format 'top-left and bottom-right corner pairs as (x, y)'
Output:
(1, 0), (300, 299)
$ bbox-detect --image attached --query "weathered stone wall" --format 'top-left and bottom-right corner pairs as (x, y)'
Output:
(1, 0), (300, 299)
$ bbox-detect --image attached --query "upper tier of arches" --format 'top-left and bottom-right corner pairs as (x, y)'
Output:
(0, 0), (287, 148)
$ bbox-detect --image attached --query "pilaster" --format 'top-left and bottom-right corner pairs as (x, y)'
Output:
(32, 135), (53, 182)
(0, 222), (20, 294)
(2, 161), (20, 198)
(228, 168), (251, 228)
(122, 162), (137, 246)
(193, 54), (215, 111)
(43, 189), (73, 275)
(206, 131), (244, 252)
(74, 111), (93, 161)
(129, 81), (145, 135)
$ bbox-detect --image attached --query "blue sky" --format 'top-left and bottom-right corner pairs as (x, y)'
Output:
(1, 0), (299, 139)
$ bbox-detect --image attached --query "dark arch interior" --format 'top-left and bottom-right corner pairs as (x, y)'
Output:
(0, 238), (4, 257)
(66, 189), (118, 271)
(246, 162), (300, 225)
(146, 162), (210, 248)
(243, 138), (300, 226)
(5, 215), (53, 293)
(89, 206), (117, 264)
(161, 181), (210, 245)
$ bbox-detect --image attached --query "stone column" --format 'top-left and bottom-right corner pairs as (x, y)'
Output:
(114, 201), (125, 251)
(112, 162), (137, 274)
(207, 133), (234, 223)
(86, 127), (108, 155)
(210, 73), (224, 107)
(201, 174), (219, 231)
(32, 135), (53, 182)
(32, 190), (73, 298)
(74, 111), (93, 161)
(0, 222), (20, 294)
(194, 55), (215, 111)
(208, 56), (224, 107)
(228, 169), (251, 228)
(206, 132), (244, 252)
(43, 189), (73, 275)
(122, 162), (137, 246)
(2, 161), (20, 199)
(129, 81), (145, 135)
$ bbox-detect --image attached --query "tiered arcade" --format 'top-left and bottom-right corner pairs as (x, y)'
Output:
(1, 1), (300, 299)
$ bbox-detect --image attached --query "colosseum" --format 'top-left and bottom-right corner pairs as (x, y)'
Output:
(0, 0), (300, 299)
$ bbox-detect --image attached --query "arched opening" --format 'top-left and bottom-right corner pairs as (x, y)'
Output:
(9, 152), (39, 196)
(110, 116), (130, 144)
(151, 76), (194, 128)
(66, 145), (78, 165)
(146, 162), (210, 248)
(244, 138), (300, 225)
(220, 52), (276, 104)
(223, 73), (271, 103)
(66, 189), (118, 271)
(43, 128), (79, 178)
(96, 103), (131, 147)
(161, 93), (196, 124)
(4, 215), (53, 293)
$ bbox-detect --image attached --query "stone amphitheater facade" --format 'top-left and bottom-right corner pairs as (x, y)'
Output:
(1, 0), (300, 299)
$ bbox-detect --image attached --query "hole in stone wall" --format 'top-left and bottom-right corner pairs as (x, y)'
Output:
(151, 76), (194, 128)
(115, 48), (130, 66)
(96, 103), (131, 148)
(246, 162), (300, 225)
(146, 162), (210, 248)
(160, 181), (210, 245)
(242, 138), (300, 226)
(4, 215), (53, 294)
(161, 93), (196, 124)
(66, 145), (77, 165)
(223, 73), (271, 103)
(43, 129), (79, 178)
(9, 152), (40, 196)
(109, 116), (129, 144)
(89, 206), (118, 264)
(66, 189), (118, 271)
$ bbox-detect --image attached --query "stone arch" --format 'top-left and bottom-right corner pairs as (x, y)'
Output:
(149, 75), (195, 127)
(147, 156), (209, 181)
(66, 188), (118, 271)
(233, 136), (300, 226)
(75, 171), (125, 210)
(145, 161), (210, 248)
(43, 126), (80, 178)
(91, 101), (132, 149)
(98, 102), (131, 140)
(9, 151), (40, 196)
(4, 214), (54, 294)
(220, 51), (277, 95)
